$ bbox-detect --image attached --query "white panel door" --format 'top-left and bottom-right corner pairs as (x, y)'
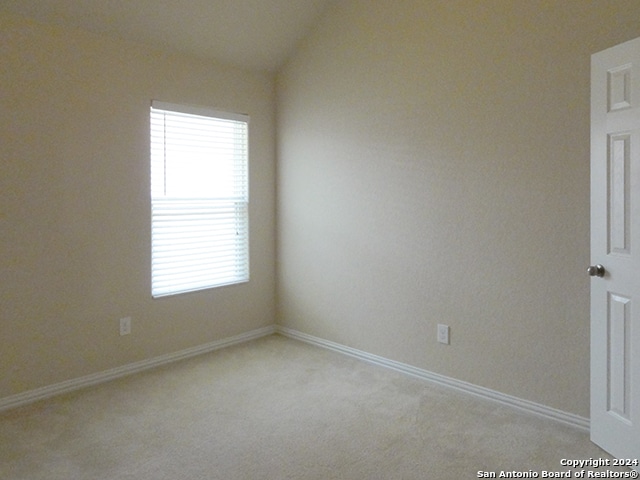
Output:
(591, 36), (640, 461)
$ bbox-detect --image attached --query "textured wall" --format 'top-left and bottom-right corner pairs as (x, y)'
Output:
(276, 0), (640, 417)
(0, 12), (276, 398)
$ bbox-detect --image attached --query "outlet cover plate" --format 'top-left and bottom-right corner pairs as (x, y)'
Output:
(437, 324), (449, 345)
(120, 317), (131, 336)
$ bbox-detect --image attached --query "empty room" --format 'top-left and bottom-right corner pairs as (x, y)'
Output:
(1, 1), (639, 478)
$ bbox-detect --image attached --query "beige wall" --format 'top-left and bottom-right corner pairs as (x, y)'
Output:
(276, 0), (640, 417)
(5, 0), (640, 420)
(0, 12), (276, 398)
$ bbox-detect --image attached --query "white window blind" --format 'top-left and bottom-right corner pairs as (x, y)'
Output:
(150, 101), (249, 298)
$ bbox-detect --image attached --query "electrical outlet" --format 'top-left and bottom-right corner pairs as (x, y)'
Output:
(437, 324), (449, 345)
(120, 317), (131, 336)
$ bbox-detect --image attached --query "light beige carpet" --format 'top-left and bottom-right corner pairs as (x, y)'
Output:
(0, 334), (627, 479)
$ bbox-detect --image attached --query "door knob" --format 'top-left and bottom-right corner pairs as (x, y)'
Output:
(587, 264), (605, 277)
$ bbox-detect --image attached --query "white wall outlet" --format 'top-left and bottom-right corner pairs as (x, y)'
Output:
(437, 324), (449, 345)
(120, 317), (132, 336)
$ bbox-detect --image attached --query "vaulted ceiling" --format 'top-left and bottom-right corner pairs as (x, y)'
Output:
(0, 0), (334, 72)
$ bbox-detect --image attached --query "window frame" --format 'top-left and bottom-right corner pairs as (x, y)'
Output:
(150, 100), (250, 298)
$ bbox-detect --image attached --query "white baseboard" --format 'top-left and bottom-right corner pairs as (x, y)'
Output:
(0, 325), (276, 413)
(1, 323), (590, 432)
(275, 326), (590, 432)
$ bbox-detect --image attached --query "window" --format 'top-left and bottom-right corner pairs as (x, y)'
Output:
(150, 101), (249, 298)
